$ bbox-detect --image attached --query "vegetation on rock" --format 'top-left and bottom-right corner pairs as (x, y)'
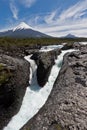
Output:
(0, 63), (12, 86)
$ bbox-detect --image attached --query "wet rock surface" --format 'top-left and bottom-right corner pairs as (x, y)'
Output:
(21, 45), (87, 130)
(31, 48), (61, 87)
(0, 54), (29, 130)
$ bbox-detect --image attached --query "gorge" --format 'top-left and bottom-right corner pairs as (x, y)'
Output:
(0, 42), (87, 130)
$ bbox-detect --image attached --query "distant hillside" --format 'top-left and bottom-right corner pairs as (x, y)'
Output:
(63, 33), (77, 38)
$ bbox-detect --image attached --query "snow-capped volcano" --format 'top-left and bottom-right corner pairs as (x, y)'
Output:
(0, 22), (50, 38)
(13, 22), (32, 31)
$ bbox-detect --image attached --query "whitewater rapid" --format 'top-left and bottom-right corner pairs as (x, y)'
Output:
(3, 48), (76, 130)
(40, 44), (63, 52)
(79, 42), (87, 45)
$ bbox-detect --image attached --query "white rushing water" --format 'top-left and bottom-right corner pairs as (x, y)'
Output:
(4, 48), (76, 130)
(79, 42), (87, 45)
(40, 44), (63, 52)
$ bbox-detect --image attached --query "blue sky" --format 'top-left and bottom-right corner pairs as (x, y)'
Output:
(0, 0), (87, 37)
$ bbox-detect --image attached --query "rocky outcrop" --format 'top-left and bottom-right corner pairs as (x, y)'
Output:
(62, 42), (74, 50)
(21, 45), (87, 130)
(62, 42), (81, 50)
(0, 46), (40, 58)
(0, 54), (29, 130)
(31, 48), (61, 87)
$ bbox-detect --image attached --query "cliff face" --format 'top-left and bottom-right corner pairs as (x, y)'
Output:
(0, 54), (29, 130)
(21, 45), (87, 130)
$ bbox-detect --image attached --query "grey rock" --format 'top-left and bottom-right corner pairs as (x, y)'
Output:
(31, 48), (61, 87)
(21, 46), (87, 130)
(0, 54), (29, 129)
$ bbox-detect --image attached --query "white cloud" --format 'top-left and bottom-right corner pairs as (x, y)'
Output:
(9, 0), (37, 20)
(59, 0), (87, 20)
(30, 0), (87, 37)
(7, 0), (87, 37)
(20, 0), (37, 8)
(10, 0), (18, 20)
(44, 10), (57, 24)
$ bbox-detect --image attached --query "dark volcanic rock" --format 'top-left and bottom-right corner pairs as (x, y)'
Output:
(73, 42), (81, 49)
(62, 43), (74, 50)
(0, 54), (29, 129)
(31, 49), (61, 87)
(21, 46), (87, 130)
(62, 42), (81, 50)
(0, 46), (40, 58)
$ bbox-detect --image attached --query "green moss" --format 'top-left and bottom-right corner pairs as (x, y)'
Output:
(0, 73), (10, 85)
(55, 124), (63, 130)
(0, 64), (4, 71)
(0, 64), (12, 86)
(55, 124), (67, 130)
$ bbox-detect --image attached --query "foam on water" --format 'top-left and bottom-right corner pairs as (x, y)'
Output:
(79, 42), (87, 45)
(40, 45), (63, 52)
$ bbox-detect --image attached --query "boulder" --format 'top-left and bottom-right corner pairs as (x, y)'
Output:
(62, 42), (74, 50)
(31, 48), (61, 87)
(62, 42), (83, 50)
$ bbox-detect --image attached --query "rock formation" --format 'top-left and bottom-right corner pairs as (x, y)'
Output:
(0, 54), (29, 130)
(31, 48), (61, 87)
(21, 44), (87, 130)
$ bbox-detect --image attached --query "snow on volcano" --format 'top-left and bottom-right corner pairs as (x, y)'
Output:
(13, 22), (32, 31)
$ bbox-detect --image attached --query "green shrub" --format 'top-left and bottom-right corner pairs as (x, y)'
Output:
(0, 37), (87, 48)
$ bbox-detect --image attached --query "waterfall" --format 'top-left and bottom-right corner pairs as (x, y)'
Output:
(3, 48), (76, 130)
(25, 55), (38, 86)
